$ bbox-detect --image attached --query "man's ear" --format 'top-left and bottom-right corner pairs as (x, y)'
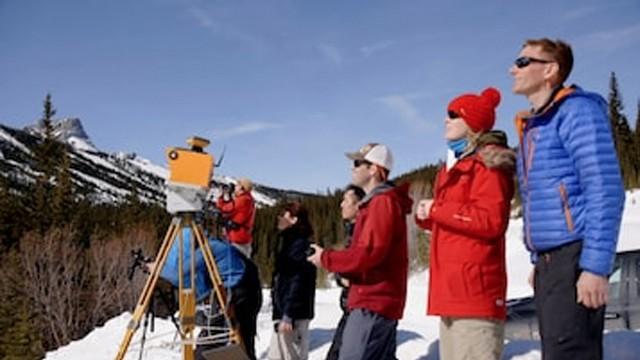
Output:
(544, 62), (560, 84)
(367, 164), (378, 178)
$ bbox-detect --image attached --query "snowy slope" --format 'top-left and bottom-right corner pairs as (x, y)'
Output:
(46, 190), (640, 360)
(0, 126), (32, 155)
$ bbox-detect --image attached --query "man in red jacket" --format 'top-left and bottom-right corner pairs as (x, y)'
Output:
(216, 178), (256, 258)
(308, 143), (412, 360)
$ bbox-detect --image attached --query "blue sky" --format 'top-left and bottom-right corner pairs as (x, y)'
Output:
(1, 0), (639, 192)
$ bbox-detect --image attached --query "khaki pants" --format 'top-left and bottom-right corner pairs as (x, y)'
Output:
(439, 317), (504, 360)
(267, 319), (310, 360)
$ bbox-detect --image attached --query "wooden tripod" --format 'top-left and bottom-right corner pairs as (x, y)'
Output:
(114, 214), (242, 360)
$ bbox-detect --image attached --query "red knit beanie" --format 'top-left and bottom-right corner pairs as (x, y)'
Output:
(447, 87), (501, 133)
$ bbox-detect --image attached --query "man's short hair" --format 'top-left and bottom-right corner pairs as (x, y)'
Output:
(524, 38), (573, 85)
(345, 184), (365, 201)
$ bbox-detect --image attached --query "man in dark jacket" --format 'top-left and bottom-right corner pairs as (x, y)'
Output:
(309, 143), (412, 360)
(511, 38), (625, 359)
(325, 184), (365, 360)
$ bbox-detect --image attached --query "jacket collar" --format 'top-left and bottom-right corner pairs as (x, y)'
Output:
(359, 182), (394, 207)
(514, 85), (577, 142)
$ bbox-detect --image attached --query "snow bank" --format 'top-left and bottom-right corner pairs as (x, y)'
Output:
(46, 190), (640, 359)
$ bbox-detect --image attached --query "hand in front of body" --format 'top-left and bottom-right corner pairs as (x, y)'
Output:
(278, 320), (294, 333)
(528, 267), (535, 289)
(577, 271), (609, 309)
(416, 199), (433, 220)
(307, 244), (324, 268)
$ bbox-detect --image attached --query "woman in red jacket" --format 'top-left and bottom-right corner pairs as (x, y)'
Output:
(416, 87), (515, 360)
(216, 178), (256, 258)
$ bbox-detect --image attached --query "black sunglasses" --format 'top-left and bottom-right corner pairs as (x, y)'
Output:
(514, 56), (553, 69)
(353, 159), (372, 168)
(447, 110), (461, 119)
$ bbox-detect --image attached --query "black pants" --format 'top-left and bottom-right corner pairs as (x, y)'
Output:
(196, 259), (262, 360)
(534, 241), (605, 360)
(230, 258), (262, 360)
(326, 287), (350, 360)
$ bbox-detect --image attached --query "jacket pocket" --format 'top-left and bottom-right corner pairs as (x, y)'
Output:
(443, 263), (483, 299)
(480, 263), (505, 298)
(558, 183), (574, 232)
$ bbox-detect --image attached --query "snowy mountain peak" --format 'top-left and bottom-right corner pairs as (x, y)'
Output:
(26, 117), (97, 151)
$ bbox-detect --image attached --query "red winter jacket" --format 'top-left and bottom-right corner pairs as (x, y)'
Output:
(417, 135), (515, 320)
(216, 191), (255, 245)
(322, 183), (412, 320)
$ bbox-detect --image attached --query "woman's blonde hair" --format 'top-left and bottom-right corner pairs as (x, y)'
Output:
(458, 124), (483, 158)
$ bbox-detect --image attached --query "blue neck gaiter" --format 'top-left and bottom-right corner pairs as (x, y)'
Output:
(447, 138), (468, 158)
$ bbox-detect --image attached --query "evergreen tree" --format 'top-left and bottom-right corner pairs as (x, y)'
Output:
(635, 99), (640, 141)
(608, 72), (639, 188)
(32, 93), (64, 233)
(51, 148), (75, 226)
(0, 176), (11, 246)
(0, 252), (45, 359)
(121, 181), (143, 228)
(0, 173), (32, 248)
(635, 99), (640, 178)
(0, 297), (45, 360)
(608, 73), (622, 149)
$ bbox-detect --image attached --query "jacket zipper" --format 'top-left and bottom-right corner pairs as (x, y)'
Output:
(558, 182), (575, 232)
(522, 125), (535, 252)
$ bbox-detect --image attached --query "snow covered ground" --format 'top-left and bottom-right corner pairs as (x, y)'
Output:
(47, 190), (640, 360)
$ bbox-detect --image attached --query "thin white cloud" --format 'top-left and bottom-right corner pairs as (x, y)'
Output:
(213, 122), (282, 139)
(185, 4), (265, 51)
(377, 95), (431, 131)
(561, 5), (598, 21)
(317, 43), (343, 66)
(578, 23), (640, 51)
(187, 6), (218, 30)
(360, 40), (395, 57)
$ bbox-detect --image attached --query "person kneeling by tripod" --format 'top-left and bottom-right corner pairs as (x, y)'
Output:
(216, 178), (256, 258)
(152, 228), (262, 360)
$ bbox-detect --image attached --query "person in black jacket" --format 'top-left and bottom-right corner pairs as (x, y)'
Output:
(267, 201), (317, 360)
(325, 184), (365, 360)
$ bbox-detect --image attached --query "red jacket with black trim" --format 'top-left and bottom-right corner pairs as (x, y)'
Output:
(216, 191), (255, 245)
(416, 133), (515, 320)
(321, 183), (412, 320)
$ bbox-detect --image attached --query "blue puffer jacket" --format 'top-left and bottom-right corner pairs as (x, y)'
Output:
(515, 86), (625, 276)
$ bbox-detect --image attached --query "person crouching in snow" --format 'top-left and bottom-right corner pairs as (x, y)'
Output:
(415, 87), (515, 360)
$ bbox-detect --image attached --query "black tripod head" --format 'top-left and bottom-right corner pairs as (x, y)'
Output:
(128, 249), (153, 281)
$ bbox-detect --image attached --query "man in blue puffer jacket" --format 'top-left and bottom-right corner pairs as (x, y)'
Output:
(510, 38), (625, 359)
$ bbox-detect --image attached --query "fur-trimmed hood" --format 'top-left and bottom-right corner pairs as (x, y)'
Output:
(476, 130), (516, 172)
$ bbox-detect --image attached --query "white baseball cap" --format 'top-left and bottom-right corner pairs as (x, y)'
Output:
(345, 143), (394, 172)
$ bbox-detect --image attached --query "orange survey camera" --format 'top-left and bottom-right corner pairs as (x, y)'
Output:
(166, 137), (215, 213)
(166, 137), (214, 188)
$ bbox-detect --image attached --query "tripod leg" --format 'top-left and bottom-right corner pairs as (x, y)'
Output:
(190, 219), (242, 345)
(114, 217), (181, 360)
